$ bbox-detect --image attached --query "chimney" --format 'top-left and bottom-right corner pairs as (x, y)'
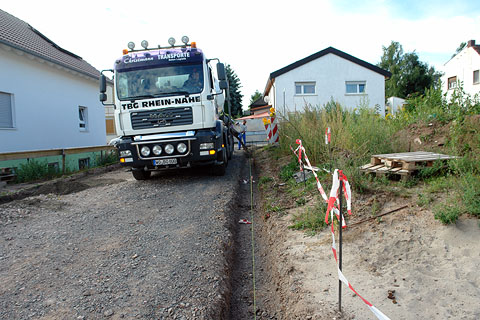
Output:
(467, 40), (476, 47)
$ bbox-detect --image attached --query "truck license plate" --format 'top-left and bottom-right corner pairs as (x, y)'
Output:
(153, 158), (177, 165)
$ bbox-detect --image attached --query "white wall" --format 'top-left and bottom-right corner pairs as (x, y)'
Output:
(441, 46), (480, 100)
(272, 53), (386, 116)
(0, 46), (106, 153)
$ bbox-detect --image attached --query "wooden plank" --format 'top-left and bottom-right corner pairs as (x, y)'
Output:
(377, 166), (391, 172)
(368, 164), (385, 172)
(0, 146), (116, 161)
(360, 164), (375, 170)
(0, 174), (16, 181)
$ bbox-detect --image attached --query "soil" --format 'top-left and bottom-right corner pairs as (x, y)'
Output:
(393, 120), (451, 152)
(253, 131), (480, 319)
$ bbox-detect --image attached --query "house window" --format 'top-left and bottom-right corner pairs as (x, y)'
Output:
(448, 76), (457, 90)
(474, 70), (479, 84)
(345, 81), (366, 94)
(0, 92), (14, 128)
(79, 106), (87, 130)
(78, 158), (90, 170)
(295, 82), (316, 95)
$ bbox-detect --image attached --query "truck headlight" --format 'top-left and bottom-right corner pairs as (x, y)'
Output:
(120, 150), (132, 157)
(152, 145), (162, 155)
(177, 143), (187, 153)
(140, 146), (150, 157)
(200, 143), (214, 150)
(165, 144), (174, 154)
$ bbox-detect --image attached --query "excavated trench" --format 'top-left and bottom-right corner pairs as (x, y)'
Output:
(225, 155), (277, 320)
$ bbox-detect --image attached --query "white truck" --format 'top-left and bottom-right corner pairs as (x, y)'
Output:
(100, 37), (234, 180)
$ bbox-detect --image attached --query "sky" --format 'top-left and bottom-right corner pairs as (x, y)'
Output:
(2, 0), (479, 109)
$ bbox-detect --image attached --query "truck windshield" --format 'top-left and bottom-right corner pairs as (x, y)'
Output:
(116, 63), (204, 100)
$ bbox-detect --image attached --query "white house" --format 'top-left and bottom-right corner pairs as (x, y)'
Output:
(0, 9), (106, 155)
(263, 47), (391, 116)
(441, 40), (480, 100)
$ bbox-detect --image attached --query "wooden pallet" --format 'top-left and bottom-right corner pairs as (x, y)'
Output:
(360, 151), (457, 179)
(0, 167), (16, 183)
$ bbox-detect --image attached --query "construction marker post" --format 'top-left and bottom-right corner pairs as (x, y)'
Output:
(338, 178), (343, 312)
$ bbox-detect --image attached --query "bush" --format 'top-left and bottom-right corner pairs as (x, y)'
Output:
(94, 150), (119, 167)
(15, 159), (61, 183)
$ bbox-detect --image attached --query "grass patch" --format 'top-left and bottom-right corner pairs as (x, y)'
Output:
(258, 176), (273, 186)
(289, 201), (328, 233)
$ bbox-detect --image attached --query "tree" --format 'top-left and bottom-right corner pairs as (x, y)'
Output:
(378, 41), (442, 99)
(451, 42), (466, 59)
(224, 64), (243, 117)
(249, 90), (262, 106)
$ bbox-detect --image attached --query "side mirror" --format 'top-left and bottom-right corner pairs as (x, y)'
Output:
(100, 93), (107, 102)
(217, 63), (226, 81)
(100, 74), (107, 93)
(219, 80), (228, 90)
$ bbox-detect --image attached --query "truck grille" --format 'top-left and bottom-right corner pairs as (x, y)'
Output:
(131, 107), (193, 130)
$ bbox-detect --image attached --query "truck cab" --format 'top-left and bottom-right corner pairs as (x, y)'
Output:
(100, 37), (234, 180)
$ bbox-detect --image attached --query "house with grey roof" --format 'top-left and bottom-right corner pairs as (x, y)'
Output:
(263, 47), (391, 116)
(0, 9), (109, 171)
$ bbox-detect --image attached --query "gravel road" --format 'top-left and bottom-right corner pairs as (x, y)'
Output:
(0, 152), (247, 319)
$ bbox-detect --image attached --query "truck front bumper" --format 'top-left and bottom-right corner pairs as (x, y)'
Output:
(116, 129), (224, 170)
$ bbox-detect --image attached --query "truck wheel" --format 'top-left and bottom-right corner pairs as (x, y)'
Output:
(212, 147), (227, 176)
(132, 168), (151, 180)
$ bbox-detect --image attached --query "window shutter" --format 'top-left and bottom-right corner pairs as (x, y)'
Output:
(0, 92), (13, 128)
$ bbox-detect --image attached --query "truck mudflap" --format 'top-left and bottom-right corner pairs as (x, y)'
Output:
(116, 128), (226, 171)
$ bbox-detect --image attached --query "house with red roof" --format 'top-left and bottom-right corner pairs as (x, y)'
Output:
(441, 40), (480, 99)
(0, 9), (110, 171)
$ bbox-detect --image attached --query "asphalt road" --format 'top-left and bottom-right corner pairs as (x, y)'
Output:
(0, 152), (246, 319)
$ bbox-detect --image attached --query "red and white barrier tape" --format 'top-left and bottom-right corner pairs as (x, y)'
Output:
(293, 140), (328, 201)
(325, 127), (331, 145)
(291, 140), (390, 320)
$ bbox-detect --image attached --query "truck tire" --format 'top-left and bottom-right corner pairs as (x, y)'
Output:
(132, 168), (151, 180)
(212, 147), (227, 176)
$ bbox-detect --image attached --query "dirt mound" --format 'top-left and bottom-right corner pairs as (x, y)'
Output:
(393, 121), (451, 152)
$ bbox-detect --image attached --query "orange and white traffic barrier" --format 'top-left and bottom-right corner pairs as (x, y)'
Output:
(269, 107), (279, 143)
(262, 117), (272, 141)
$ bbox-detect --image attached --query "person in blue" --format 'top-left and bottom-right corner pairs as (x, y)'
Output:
(237, 120), (247, 150)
